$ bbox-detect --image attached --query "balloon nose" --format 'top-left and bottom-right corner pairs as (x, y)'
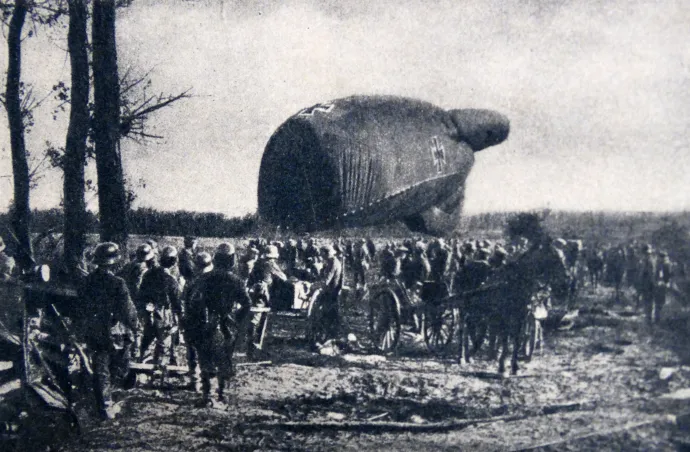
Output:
(448, 109), (510, 152)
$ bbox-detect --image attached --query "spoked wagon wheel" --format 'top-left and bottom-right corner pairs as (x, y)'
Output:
(423, 305), (457, 353)
(305, 289), (329, 348)
(368, 288), (401, 354)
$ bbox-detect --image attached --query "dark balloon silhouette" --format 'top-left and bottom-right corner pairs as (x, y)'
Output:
(258, 95), (509, 234)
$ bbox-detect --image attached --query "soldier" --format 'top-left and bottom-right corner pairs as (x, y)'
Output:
(637, 244), (657, 324)
(429, 238), (452, 283)
(314, 245), (343, 340)
(304, 237), (320, 263)
(283, 239), (299, 275)
(118, 243), (156, 302)
(606, 245), (627, 302)
(585, 245), (605, 289)
(178, 236), (198, 282)
(76, 242), (138, 419)
(654, 251), (673, 324)
(238, 246), (260, 282)
(186, 243), (250, 406)
(625, 243), (639, 289)
(137, 246), (182, 367)
(489, 246), (508, 269)
(454, 248), (492, 292)
(0, 236), (16, 280)
(380, 244), (403, 281)
(182, 252), (214, 389)
(352, 239), (371, 289)
(366, 238), (377, 263)
(401, 241), (431, 292)
(246, 245), (288, 359)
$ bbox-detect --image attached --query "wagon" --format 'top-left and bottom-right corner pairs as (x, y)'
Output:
(366, 278), (459, 354)
(244, 276), (346, 352)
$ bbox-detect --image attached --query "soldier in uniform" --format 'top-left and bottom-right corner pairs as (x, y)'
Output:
(315, 245), (343, 340)
(401, 241), (431, 292)
(137, 246), (182, 367)
(0, 236), (15, 280)
(246, 245), (288, 358)
(637, 244), (657, 324)
(238, 246), (260, 282)
(429, 238), (452, 284)
(380, 244), (403, 281)
(186, 243), (250, 406)
(182, 252), (214, 389)
(76, 242), (138, 419)
(178, 236), (198, 283)
(606, 245), (627, 302)
(118, 243), (156, 303)
(283, 239), (299, 275)
(352, 239), (371, 289)
(654, 251), (673, 324)
(454, 247), (493, 358)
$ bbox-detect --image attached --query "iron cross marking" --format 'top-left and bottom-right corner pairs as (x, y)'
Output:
(430, 136), (446, 173)
(297, 102), (335, 117)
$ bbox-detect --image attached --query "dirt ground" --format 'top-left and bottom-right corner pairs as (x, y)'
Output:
(39, 281), (690, 452)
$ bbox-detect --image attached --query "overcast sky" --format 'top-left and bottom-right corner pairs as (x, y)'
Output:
(0, 0), (688, 216)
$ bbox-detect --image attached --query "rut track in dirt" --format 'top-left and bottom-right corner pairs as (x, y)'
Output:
(24, 284), (690, 451)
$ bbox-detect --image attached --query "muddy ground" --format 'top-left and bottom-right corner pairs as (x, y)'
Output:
(36, 282), (690, 452)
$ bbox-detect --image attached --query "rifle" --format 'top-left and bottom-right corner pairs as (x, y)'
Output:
(49, 304), (93, 376)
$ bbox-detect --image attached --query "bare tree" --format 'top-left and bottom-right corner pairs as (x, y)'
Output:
(3, 0), (33, 270)
(92, 0), (127, 248)
(62, 0), (89, 275)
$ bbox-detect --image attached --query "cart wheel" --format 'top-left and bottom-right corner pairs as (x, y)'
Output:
(305, 289), (329, 348)
(369, 288), (401, 353)
(423, 306), (457, 353)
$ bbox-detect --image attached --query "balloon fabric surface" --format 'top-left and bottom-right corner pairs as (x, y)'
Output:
(258, 95), (509, 233)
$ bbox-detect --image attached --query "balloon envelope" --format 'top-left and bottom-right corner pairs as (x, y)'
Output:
(258, 95), (509, 233)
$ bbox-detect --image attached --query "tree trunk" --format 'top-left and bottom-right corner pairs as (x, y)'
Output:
(92, 0), (127, 249)
(62, 0), (90, 276)
(4, 0), (33, 271)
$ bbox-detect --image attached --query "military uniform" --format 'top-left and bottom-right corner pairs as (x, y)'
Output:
(654, 253), (672, 324)
(318, 248), (343, 339)
(352, 241), (371, 288)
(637, 247), (657, 324)
(76, 244), (138, 419)
(429, 244), (451, 283)
(137, 264), (182, 366)
(186, 264), (250, 404)
(178, 249), (196, 281)
(380, 247), (401, 280)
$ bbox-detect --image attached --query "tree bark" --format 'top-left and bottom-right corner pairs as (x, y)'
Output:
(4, 0), (33, 271)
(62, 0), (90, 276)
(92, 0), (128, 249)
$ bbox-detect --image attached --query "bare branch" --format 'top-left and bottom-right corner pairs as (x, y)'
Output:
(124, 89), (192, 122)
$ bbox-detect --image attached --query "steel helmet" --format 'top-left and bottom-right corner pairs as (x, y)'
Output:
(216, 242), (235, 256)
(136, 244), (155, 262)
(93, 242), (121, 266)
(161, 246), (178, 259)
(195, 251), (213, 268)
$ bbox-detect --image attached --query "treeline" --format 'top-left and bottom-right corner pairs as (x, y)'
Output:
(1, 208), (688, 246)
(0, 208), (257, 239)
(460, 209), (690, 244)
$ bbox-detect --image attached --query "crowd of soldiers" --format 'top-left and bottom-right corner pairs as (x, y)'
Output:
(581, 241), (676, 324)
(0, 232), (681, 421)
